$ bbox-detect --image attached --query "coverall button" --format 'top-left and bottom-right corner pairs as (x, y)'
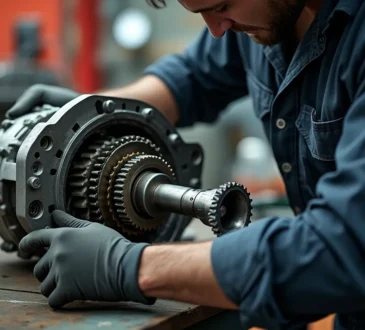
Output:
(281, 162), (292, 173)
(276, 118), (286, 129)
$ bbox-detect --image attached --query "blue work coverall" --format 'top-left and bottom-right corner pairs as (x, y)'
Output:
(145, 0), (365, 328)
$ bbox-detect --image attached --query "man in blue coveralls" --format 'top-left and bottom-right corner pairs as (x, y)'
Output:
(8, 0), (365, 329)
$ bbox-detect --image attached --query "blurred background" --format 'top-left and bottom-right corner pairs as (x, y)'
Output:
(0, 0), (291, 239)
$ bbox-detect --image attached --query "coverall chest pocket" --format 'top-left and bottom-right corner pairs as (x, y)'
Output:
(246, 71), (274, 136)
(295, 105), (344, 162)
(295, 104), (344, 188)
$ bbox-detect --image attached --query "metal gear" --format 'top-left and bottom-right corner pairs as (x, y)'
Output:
(207, 182), (252, 236)
(67, 136), (114, 220)
(88, 137), (120, 221)
(113, 154), (175, 231)
(106, 151), (142, 234)
(90, 136), (161, 224)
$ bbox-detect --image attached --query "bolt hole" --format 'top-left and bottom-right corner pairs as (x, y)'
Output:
(182, 164), (188, 170)
(122, 103), (126, 109)
(191, 150), (202, 166)
(32, 161), (43, 175)
(40, 136), (53, 151)
(56, 149), (63, 158)
(28, 200), (43, 219)
(166, 129), (171, 136)
(72, 123), (80, 132)
(136, 106), (140, 112)
(34, 152), (40, 159)
(50, 169), (57, 176)
(48, 205), (55, 214)
(95, 100), (103, 114)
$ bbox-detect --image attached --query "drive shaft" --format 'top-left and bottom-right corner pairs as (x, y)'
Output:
(132, 172), (252, 235)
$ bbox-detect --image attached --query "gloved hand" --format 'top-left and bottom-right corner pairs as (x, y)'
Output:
(6, 84), (80, 119)
(19, 210), (155, 309)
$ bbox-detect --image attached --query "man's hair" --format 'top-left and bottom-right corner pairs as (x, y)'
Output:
(146, 0), (166, 8)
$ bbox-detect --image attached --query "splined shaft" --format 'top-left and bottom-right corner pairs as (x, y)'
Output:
(132, 172), (252, 235)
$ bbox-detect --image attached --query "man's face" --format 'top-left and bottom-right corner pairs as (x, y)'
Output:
(179, 0), (306, 45)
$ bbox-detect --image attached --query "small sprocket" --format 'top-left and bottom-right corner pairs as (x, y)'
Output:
(207, 182), (252, 236)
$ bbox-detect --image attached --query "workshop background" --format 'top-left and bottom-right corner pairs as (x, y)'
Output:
(0, 1), (335, 329)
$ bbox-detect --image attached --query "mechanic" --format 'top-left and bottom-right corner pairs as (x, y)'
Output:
(7, 0), (365, 329)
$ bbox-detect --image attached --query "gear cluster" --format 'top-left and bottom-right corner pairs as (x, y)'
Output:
(67, 134), (168, 235)
(67, 132), (253, 237)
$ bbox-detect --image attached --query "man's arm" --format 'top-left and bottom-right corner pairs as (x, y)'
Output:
(183, 89), (365, 330)
(139, 28), (249, 127)
(18, 210), (239, 310)
(139, 241), (238, 310)
(137, 83), (365, 329)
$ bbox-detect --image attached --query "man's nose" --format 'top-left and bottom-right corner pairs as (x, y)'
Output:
(201, 12), (233, 38)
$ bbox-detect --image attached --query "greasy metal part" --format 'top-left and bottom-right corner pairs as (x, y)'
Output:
(133, 173), (252, 235)
(0, 105), (58, 248)
(0, 95), (203, 255)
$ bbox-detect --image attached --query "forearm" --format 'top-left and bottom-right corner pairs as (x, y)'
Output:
(98, 75), (179, 124)
(138, 241), (238, 310)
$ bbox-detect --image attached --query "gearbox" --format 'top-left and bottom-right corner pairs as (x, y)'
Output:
(0, 95), (252, 257)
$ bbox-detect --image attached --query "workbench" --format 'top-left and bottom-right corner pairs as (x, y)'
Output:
(0, 242), (242, 330)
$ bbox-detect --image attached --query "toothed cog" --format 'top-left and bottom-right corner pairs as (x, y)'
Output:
(208, 182), (252, 236)
(113, 155), (175, 231)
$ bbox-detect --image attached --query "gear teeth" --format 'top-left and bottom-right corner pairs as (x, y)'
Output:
(113, 155), (175, 231)
(67, 137), (113, 220)
(86, 136), (159, 223)
(70, 187), (88, 197)
(207, 182), (252, 236)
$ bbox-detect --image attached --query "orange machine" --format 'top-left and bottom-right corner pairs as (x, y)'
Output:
(0, 1), (64, 81)
(0, 0), (102, 96)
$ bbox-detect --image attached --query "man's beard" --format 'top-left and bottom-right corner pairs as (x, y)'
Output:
(232, 0), (306, 46)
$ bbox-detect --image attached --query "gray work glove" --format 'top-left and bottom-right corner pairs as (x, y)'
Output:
(19, 210), (155, 309)
(6, 84), (80, 119)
